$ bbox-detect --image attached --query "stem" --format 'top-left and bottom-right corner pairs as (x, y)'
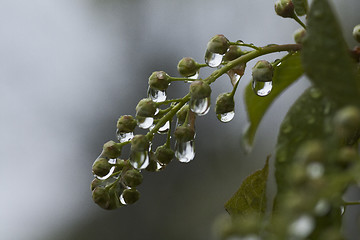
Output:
(169, 77), (197, 82)
(292, 14), (307, 29)
(344, 201), (360, 206)
(146, 94), (190, 140)
(230, 42), (261, 50)
(205, 44), (301, 84)
(156, 98), (183, 106)
(229, 78), (240, 98)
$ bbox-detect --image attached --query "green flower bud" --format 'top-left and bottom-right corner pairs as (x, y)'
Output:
(102, 141), (121, 159)
(293, 28), (306, 44)
(294, 140), (325, 163)
(92, 187), (110, 209)
(116, 115), (137, 133)
(92, 158), (112, 177)
(174, 126), (195, 142)
(353, 24), (360, 43)
(252, 60), (274, 82)
(131, 134), (150, 152)
(135, 98), (157, 117)
(90, 178), (102, 191)
(148, 71), (171, 91)
(333, 106), (360, 145)
(223, 45), (244, 62)
(122, 188), (140, 205)
(155, 145), (175, 165)
(207, 34), (230, 54)
(275, 0), (295, 18)
(145, 151), (158, 172)
(177, 57), (200, 77)
(107, 186), (122, 210)
(336, 147), (358, 169)
(123, 169), (143, 187)
(176, 104), (189, 125)
(189, 80), (212, 99)
(215, 93), (235, 114)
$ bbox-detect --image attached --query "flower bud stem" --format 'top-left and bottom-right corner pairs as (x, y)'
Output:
(169, 77), (197, 82)
(229, 42), (260, 50)
(292, 14), (306, 29)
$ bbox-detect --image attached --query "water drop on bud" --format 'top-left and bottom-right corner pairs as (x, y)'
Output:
(121, 188), (140, 205)
(92, 158), (113, 178)
(117, 115), (137, 133)
(274, 0), (295, 18)
(207, 34), (230, 55)
(189, 81), (212, 99)
(174, 126), (195, 142)
(252, 60), (274, 83)
(148, 71), (170, 91)
(177, 57), (200, 78)
(131, 135), (150, 152)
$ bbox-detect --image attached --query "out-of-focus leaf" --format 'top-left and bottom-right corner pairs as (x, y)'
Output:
(302, 0), (360, 107)
(275, 87), (339, 194)
(293, 0), (308, 16)
(225, 158), (269, 218)
(243, 52), (303, 152)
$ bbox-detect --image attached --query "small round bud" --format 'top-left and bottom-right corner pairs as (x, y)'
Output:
(155, 145), (175, 165)
(136, 98), (157, 118)
(148, 71), (171, 91)
(336, 147), (358, 169)
(102, 141), (121, 159)
(92, 158), (112, 177)
(294, 140), (325, 163)
(177, 57), (200, 77)
(90, 178), (102, 191)
(215, 93), (235, 114)
(174, 126), (195, 142)
(117, 115), (137, 133)
(131, 134), (150, 152)
(275, 0), (295, 18)
(293, 28), (306, 44)
(122, 188), (140, 205)
(333, 106), (360, 145)
(223, 45), (244, 62)
(124, 169), (143, 187)
(353, 24), (360, 43)
(252, 60), (274, 82)
(207, 34), (230, 54)
(189, 80), (212, 99)
(92, 187), (110, 209)
(107, 186), (122, 210)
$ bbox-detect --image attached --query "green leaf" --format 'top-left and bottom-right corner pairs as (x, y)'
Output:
(293, 0), (308, 16)
(225, 158), (269, 218)
(275, 87), (339, 194)
(243, 52), (303, 151)
(302, 0), (360, 107)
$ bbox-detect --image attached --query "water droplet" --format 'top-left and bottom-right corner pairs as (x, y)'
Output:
(310, 88), (322, 99)
(227, 63), (246, 86)
(175, 140), (195, 163)
(236, 40), (244, 44)
(190, 97), (210, 116)
(314, 199), (330, 216)
(252, 80), (272, 97)
(116, 130), (134, 143)
(158, 121), (170, 134)
(306, 162), (324, 179)
(130, 151), (150, 169)
(119, 191), (127, 205)
(340, 206), (346, 215)
(205, 50), (223, 68)
(138, 117), (154, 129)
(288, 215), (315, 238)
(96, 165), (116, 180)
(188, 71), (199, 80)
(147, 87), (167, 102)
(217, 111), (235, 123)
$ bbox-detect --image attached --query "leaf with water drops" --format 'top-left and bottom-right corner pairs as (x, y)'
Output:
(243, 52), (303, 152)
(302, 0), (360, 107)
(293, 0), (308, 16)
(225, 158), (269, 218)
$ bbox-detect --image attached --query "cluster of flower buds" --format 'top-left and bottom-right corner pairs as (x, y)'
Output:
(90, 30), (302, 209)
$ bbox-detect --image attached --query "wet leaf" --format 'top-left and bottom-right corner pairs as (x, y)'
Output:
(302, 0), (360, 107)
(243, 52), (303, 151)
(225, 158), (269, 218)
(293, 0), (308, 16)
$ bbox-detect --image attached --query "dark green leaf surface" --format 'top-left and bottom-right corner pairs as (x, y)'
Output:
(243, 52), (303, 151)
(302, 0), (360, 107)
(275, 87), (338, 194)
(293, 0), (308, 16)
(225, 158), (269, 218)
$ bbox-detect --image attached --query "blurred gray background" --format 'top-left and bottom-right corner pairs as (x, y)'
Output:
(1, 0), (359, 239)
